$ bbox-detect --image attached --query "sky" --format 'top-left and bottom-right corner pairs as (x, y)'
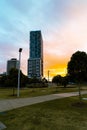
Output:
(0, 0), (87, 80)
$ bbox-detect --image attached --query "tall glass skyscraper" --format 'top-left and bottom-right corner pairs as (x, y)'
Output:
(28, 30), (43, 79)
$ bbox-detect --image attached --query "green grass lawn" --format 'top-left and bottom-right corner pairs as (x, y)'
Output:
(0, 96), (87, 130)
(0, 84), (87, 99)
(0, 85), (84, 99)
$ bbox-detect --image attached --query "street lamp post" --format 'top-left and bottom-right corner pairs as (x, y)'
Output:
(17, 48), (22, 97)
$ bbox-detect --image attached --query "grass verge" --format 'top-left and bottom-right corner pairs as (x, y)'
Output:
(0, 85), (86, 99)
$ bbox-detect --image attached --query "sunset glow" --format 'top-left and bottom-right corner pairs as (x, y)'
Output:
(0, 0), (87, 80)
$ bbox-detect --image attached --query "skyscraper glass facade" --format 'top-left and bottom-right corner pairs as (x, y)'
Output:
(28, 30), (43, 79)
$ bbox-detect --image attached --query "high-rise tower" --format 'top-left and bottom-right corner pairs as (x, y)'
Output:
(7, 58), (19, 75)
(28, 30), (43, 79)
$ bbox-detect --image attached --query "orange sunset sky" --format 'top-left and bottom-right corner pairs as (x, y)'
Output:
(0, 0), (87, 80)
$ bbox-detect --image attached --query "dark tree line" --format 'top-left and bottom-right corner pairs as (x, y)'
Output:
(0, 68), (48, 88)
(0, 68), (28, 88)
(52, 51), (87, 86)
(52, 75), (68, 88)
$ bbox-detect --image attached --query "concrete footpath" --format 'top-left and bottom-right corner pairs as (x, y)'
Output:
(0, 91), (87, 112)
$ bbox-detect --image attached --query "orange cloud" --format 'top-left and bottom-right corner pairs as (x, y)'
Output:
(44, 46), (68, 79)
(43, 4), (87, 80)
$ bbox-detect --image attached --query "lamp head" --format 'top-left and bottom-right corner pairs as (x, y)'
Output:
(19, 48), (22, 52)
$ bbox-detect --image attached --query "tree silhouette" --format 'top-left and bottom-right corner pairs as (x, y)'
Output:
(52, 75), (62, 86)
(67, 51), (87, 102)
(67, 51), (87, 83)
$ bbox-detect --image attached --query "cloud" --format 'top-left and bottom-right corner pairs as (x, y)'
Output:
(43, 1), (87, 78)
(0, 0), (87, 79)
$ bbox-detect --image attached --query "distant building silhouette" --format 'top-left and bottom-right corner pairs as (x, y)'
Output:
(28, 30), (43, 79)
(7, 58), (19, 75)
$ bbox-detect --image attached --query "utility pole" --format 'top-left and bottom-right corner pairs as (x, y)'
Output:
(48, 70), (50, 82)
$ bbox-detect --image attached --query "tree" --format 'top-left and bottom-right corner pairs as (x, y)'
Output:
(67, 51), (87, 102)
(2, 68), (29, 95)
(0, 75), (7, 87)
(62, 76), (68, 88)
(52, 75), (62, 86)
(8, 68), (29, 87)
(67, 51), (87, 83)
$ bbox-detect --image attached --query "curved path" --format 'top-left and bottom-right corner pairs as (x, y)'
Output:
(0, 91), (87, 112)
